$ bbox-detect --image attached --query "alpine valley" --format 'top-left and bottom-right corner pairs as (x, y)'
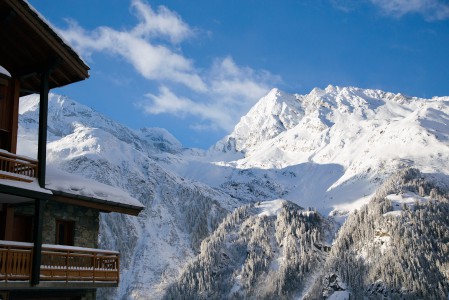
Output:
(17, 85), (449, 299)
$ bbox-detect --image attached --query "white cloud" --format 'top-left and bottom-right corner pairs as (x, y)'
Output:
(331, 0), (449, 20)
(139, 86), (236, 131)
(370, 0), (449, 20)
(130, 0), (193, 43)
(138, 57), (277, 132)
(330, 0), (361, 12)
(57, 1), (278, 132)
(210, 57), (279, 101)
(58, 1), (207, 92)
(142, 57), (279, 130)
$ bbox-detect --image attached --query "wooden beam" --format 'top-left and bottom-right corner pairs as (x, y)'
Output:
(9, 78), (19, 154)
(5, 0), (89, 80)
(37, 70), (49, 188)
(52, 194), (142, 216)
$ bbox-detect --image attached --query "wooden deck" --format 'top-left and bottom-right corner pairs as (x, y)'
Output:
(0, 151), (38, 182)
(0, 241), (119, 285)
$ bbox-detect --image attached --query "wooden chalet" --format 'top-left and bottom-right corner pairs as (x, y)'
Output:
(0, 0), (144, 299)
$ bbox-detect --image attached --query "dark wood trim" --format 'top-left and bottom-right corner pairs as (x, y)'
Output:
(0, 281), (117, 289)
(9, 78), (19, 154)
(55, 219), (75, 246)
(37, 70), (49, 188)
(3, 205), (14, 240)
(0, 182), (51, 200)
(5, 289), (96, 299)
(52, 194), (142, 216)
(5, 0), (89, 80)
(31, 199), (44, 285)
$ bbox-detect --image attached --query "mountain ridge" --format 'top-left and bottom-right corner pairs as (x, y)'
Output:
(16, 85), (449, 299)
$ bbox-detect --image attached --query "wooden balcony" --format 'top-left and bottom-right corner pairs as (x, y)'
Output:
(0, 241), (119, 287)
(0, 151), (38, 182)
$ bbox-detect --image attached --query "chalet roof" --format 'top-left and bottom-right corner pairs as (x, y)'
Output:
(0, 178), (52, 202)
(0, 168), (144, 216)
(0, 0), (89, 95)
(46, 168), (145, 216)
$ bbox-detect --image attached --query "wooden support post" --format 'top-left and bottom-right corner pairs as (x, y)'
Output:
(4, 205), (14, 240)
(10, 79), (20, 153)
(37, 70), (49, 188)
(31, 198), (44, 285)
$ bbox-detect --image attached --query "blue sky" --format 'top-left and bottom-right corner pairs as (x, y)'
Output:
(29, 0), (449, 149)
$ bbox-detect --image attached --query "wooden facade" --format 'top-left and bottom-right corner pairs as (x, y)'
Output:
(0, 0), (143, 299)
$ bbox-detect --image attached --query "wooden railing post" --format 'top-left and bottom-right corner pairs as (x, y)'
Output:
(5, 245), (10, 282)
(65, 249), (69, 283)
(117, 254), (120, 284)
(31, 199), (44, 285)
(93, 252), (96, 283)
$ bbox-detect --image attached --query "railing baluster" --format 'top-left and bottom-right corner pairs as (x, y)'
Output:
(66, 250), (69, 283)
(1, 242), (119, 283)
(6, 246), (10, 282)
(0, 151), (38, 181)
(93, 252), (96, 283)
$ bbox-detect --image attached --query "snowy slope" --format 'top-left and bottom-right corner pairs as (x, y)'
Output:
(168, 86), (449, 214)
(16, 86), (449, 299)
(164, 200), (329, 299)
(18, 94), (237, 299)
(304, 169), (449, 299)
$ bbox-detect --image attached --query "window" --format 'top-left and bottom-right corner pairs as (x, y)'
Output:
(55, 219), (74, 246)
(12, 214), (33, 242)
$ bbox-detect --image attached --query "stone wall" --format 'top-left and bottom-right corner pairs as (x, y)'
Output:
(14, 200), (99, 248)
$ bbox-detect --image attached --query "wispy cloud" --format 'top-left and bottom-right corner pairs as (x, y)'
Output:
(371, 0), (449, 20)
(130, 0), (193, 43)
(139, 86), (235, 131)
(58, 0), (277, 132)
(330, 0), (361, 12)
(331, 0), (449, 20)
(59, 6), (207, 91)
(138, 56), (279, 131)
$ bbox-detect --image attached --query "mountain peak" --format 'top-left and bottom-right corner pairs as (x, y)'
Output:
(214, 87), (303, 154)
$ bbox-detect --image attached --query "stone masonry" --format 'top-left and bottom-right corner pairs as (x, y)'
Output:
(14, 200), (99, 248)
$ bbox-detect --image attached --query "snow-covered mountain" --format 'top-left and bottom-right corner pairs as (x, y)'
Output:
(166, 86), (449, 215)
(17, 85), (449, 299)
(18, 94), (237, 299)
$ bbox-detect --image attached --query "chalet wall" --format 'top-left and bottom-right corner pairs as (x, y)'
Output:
(14, 201), (99, 248)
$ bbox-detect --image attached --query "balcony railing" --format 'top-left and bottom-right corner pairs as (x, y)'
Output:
(0, 151), (38, 182)
(0, 241), (119, 285)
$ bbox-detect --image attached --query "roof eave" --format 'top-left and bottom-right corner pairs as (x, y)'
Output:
(50, 190), (144, 216)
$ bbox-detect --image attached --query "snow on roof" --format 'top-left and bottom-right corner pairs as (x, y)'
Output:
(0, 240), (118, 254)
(46, 167), (144, 210)
(0, 65), (11, 77)
(0, 177), (52, 195)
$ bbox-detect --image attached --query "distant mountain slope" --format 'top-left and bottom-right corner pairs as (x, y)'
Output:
(17, 86), (449, 299)
(18, 94), (237, 299)
(164, 200), (330, 299)
(163, 169), (449, 299)
(305, 169), (449, 299)
(186, 86), (449, 214)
